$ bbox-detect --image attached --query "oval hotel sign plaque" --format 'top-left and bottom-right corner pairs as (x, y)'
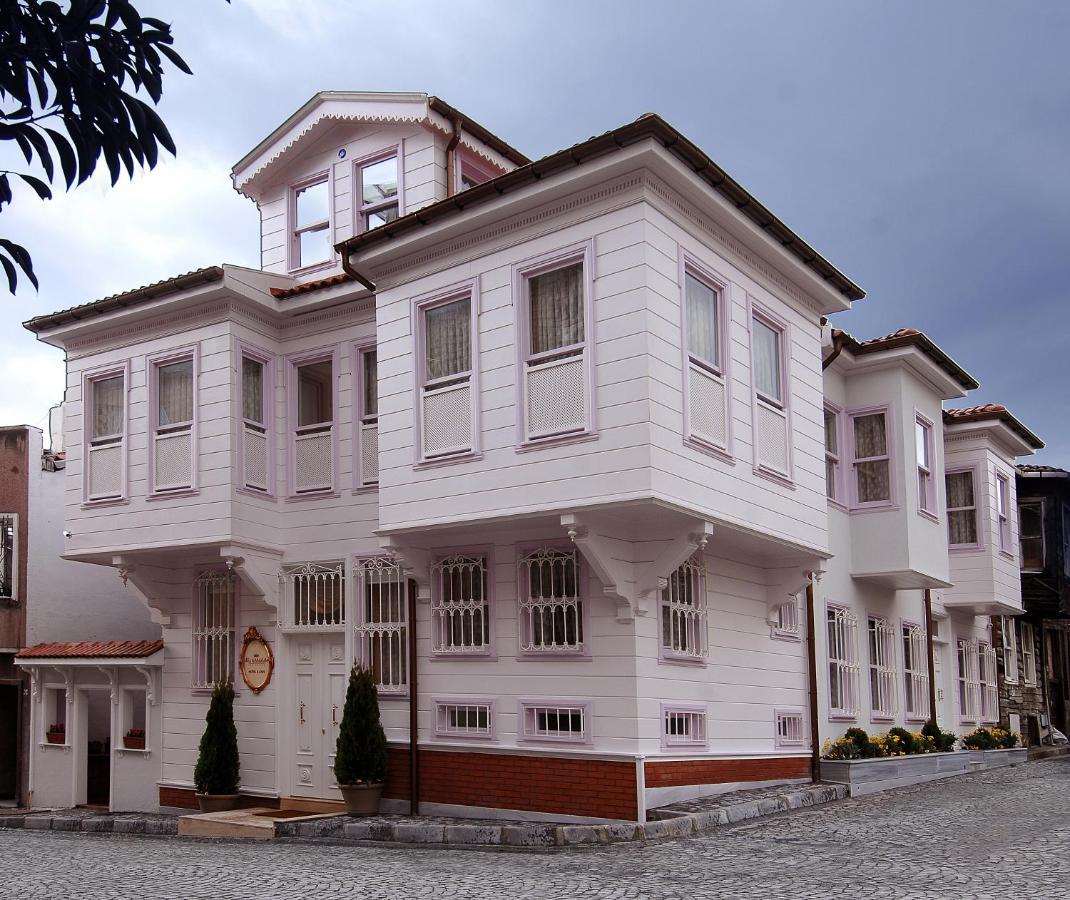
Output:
(239, 625), (274, 694)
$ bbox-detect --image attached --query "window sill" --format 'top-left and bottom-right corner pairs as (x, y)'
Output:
(917, 509), (939, 524)
(998, 550), (1015, 561)
(516, 430), (598, 454)
(659, 654), (708, 668)
(147, 488), (199, 501)
(517, 649), (592, 661)
(431, 733), (497, 744)
(39, 742), (70, 750)
(351, 483), (379, 495)
(414, 451), (482, 471)
(115, 747), (152, 757)
(429, 650), (497, 661)
(770, 631), (802, 643)
(869, 715), (895, 724)
(828, 713), (858, 723)
(683, 436), (734, 465)
(949, 544), (984, 554)
(285, 490), (340, 503)
(753, 466), (794, 490)
(516, 736), (591, 748)
(81, 497), (129, 509)
(288, 259), (338, 280)
(848, 502), (899, 515)
(827, 498), (848, 512)
(237, 486), (275, 500)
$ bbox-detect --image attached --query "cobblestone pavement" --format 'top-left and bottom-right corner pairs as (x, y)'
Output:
(3, 758), (1069, 899)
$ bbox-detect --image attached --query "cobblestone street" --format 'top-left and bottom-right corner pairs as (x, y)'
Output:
(3, 758), (1068, 899)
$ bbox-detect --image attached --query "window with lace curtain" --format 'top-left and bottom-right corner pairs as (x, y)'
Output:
(946, 469), (979, 547)
(239, 347), (271, 493)
(850, 409), (891, 506)
(149, 350), (196, 494)
(516, 248), (592, 446)
(418, 288), (477, 461)
(84, 366), (128, 501)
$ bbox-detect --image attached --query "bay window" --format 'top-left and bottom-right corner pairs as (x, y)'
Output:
(683, 266), (728, 452)
(289, 173), (330, 270)
(356, 346), (378, 487)
(517, 249), (592, 446)
(290, 352), (335, 495)
(996, 472), (1011, 552)
(1019, 501), (1044, 570)
(946, 469), (979, 547)
(418, 288), (476, 461)
(85, 367), (127, 501)
(751, 309), (789, 476)
(150, 352), (196, 493)
(824, 406), (841, 502)
(915, 415), (934, 514)
(358, 153), (399, 231)
(850, 409), (891, 506)
(239, 348), (271, 493)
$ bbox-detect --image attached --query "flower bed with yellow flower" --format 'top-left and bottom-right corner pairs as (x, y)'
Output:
(821, 722), (958, 760)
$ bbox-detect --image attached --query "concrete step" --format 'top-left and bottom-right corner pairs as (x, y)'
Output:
(177, 808), (336, 840)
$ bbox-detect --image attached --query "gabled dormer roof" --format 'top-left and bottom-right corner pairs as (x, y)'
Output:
(231, 91), (529, 199)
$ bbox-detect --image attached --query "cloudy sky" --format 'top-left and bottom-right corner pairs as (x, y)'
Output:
(5, 0), (1069, 460)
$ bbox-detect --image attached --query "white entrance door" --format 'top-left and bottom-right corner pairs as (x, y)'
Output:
(291, 634), (347, 799)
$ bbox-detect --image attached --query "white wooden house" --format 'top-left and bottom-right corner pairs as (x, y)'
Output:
(21, 91), (1039, 820)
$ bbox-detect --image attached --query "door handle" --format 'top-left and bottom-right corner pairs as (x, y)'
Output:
(332, 704), (338, 725)
(299, 702), (306, 725)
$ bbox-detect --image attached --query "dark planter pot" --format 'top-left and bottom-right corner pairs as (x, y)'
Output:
(195, 792), (240, 813)
(123, 736), (145, 750)
(46, 732), (64, 745)
(339, 782), (384, 816)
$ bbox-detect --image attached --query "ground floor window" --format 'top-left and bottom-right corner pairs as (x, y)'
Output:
(354, 557), (407, 694)
(192, 571), (235, 688)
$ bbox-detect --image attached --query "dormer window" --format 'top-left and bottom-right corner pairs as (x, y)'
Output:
(289, 173), (331, 270)
(359, 154), (399, 230)
(457, 152), (496, 192)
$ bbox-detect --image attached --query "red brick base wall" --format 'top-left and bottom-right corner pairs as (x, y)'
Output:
(645, 755), (810, 788)
(158, 786), (280, 810)
(385, 747), (638, 821)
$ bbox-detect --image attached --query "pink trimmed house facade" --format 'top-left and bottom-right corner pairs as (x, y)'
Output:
(20, 92), (1042, 820)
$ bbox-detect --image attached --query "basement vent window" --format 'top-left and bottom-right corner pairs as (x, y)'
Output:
(775, 710), (805, 748)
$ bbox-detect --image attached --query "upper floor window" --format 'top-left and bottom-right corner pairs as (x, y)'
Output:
(683, 267), (729, 453)
(824, 406), (841, 502)
(289, 174), (330, 270)
(518, 548), (583, 654)
(1019, 500), (1044, 570)
(946, 470), (979, 546)
(419, 290), (476, 460)
(660, 556), (708, 663)
(291, 354), (335, 495)
(457, 152), (497, 192)
(518, 252), (592, 445)
(356, 346), (379, 488)
(751, 310), (790, 476)
(851, 409), (890, 505)
(151, 352), (196, 493)
(240, 350), (271, 493)
(915, 416), (934, 515)
(0, 513), (17, 603)
(996, 472), (1011, 552)
(85, 368), (127, 501)
(358, 154), (399, 230)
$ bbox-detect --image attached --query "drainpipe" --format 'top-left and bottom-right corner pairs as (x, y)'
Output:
(924, 589), (938, 724)
(339, 252), (377, 293)
(805, 577), (820, 780)
(408, 581), (419, 814)
(445, 115), (462, 197)
(821, 331), (850, 371)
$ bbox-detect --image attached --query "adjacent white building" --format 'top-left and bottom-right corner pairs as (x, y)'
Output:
(19, 92), (1041, 820)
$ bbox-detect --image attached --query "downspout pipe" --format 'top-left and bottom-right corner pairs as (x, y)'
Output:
(445, 115), (462, 197)
(339, 251), (377, 293)
(821, 331), (850, 370)
(805, 577), (821, 780)
(924, 589), (938, 725)
(408, 581), (419, 814)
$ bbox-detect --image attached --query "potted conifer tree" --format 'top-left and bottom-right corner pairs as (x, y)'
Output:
(334, 666), (388, 815)
(193, 681), (241, 812)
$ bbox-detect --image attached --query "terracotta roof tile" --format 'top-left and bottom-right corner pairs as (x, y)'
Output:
(829, 327), (978, 390)
(270, 272), (354, 299)
(943, 404), (1044, 450)
(16, 640), (163, 659)
(1018, 464), (1068, 475)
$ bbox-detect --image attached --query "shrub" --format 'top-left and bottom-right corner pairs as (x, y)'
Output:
(922, 719), (957, 752)
(992, 727), (1020, 749)
(962, 727), (997, 750)
(334, 666), (388, 786)
(821, 735), (863, 760)
(194, 681), (240, 795)
(888, 726), (925, 755)
(844, 727), (878, 758)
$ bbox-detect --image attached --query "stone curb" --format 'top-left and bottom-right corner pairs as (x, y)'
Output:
(3, 783), (847, 849)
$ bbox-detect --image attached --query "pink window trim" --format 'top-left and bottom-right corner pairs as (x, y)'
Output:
(846, 403), (897, 511)
(995, 469), (1012, 553)
(900, 617), (929, 722)
(746, 298), (794, 482)
(773, 708), (807, 750)
(412, 278), (481, 466)
(515, 541), (591, 659)
(81, 359), (131, 506)
(428, 544), (496, 660)
(826, 601), (858, 722)
(430, 696), (497, 742)
(914, 410), (936, 518)
(517, 698), (592, 746)
(455, 149), (501, 191)
(678, 250), (732, 458)
(657, 554), (709, 668)
(352, 145), (404, 235)
(512, 240), (597, 449)
(146, 345), (200, 498)
(660, 701), (709, 751)
(285, 344), (340, 498)
(352, 553), (409, 699)
(945, 463), (984, 551)
(287, 168), (335, 275)
(235, 338), (276, 498)
(824, 400), (846, 509)
(351, 339), (378, 491)
(190, 570), (239, 695)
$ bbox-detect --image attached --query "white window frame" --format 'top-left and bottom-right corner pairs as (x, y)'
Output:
(979, 641), (999, 723)
(236, 340), (274, 496)
(680, 254), (731, 459)
(658, 555), (709, 664)
(148, 346), (199, 496)
(432, 696), (495, 741)
(413, 280), (480, 465)
(82, 362), (130, 504)
(824, 403), (843, 505)
(118, 686), (150, 754)
(827, 604), (859, 719)
(868, 616), (898, 720)
(749, 303), (793, 480)
(661, 702), (709, 750)
(455, 150), (498, 192)
(0, 512), (18, 604)
(280, 561), (346, 631)
(287, 347), (339, 496)
(518, 699), (590, 745)
(848, 405), (894, 509)
(354, 148), (401, 233)
(774, 709), (806, 749)
(353, 342), (379, 489)
(1018, 499), (1045, 571)
(287, 170), (333, 273)
(513, 242), (596, 448)
(430, 551), (493, 657)
(946, 467), (982, 549)
(902, 621), (929, 721)
(192, 570), (236, 690)
(915, 413), (935, 517)
(1001, 616), (1019, 685)
(354, 556), (408, 695)
(995, 472), (1011, 553)
(1022, 621), (1038, 685)
(517, 546), (586, 656)
(957, 638), (981, 723)
(770, 598), (801, 642)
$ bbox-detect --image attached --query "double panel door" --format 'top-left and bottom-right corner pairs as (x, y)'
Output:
(291, 634), (346, 798)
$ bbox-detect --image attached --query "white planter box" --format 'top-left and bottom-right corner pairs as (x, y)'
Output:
(968, 747), (1028, 769)
(820, 751), (972, 798)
